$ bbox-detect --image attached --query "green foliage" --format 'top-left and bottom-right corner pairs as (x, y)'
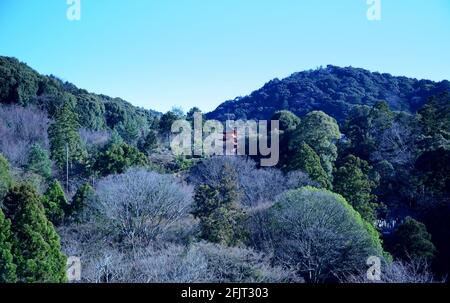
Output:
(287, 143), (330, 189)
(342, 101), (394, 160)
(192, 165), (247, 246)
(186, 107), (202, 123)
(333, 155), (379, 222)
(66, 183), (94, 222)
(94, 141), (148, 176)
(0, 154), (13, 202)
(271, 110), (301, 132)
(103, 97), (156, 144)
(48, 97), (87, 169)
(418, 92), (450, 143)
(0, 209), (16, 283)
(289, 111), (341, 179)
(159, 111), (181, 137)
(138, 131), (158, 155)
(391, 217), (436, 262)
(26, 144), (52, 179)
(5, 183), (67, 282)
(0, 57), (42, 106)
(42, 180), (67, 225)
(268, 186), (384, 282)
(415, 147), (450, 195)
(75, 94), (106, 130)
(206, 65), (449, 122)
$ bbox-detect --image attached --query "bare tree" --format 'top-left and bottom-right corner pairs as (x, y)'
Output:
(189, 156), (313, 207)
(71, 242), (299, 283)
(371, 121), (418, 168)
(0, 105), (50, 166)
(346, 259), (445, 283)
(91, 168), (193, 247)
(79, 128), (110, 149)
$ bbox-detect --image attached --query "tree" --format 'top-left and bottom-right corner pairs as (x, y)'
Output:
(189, 156), (313, 207)
(159, 111), (181, 140)
(186, 107), (202, 123)
(333, 155), (379, 222)
(66, 183), (94, 222)
(287, 143), (330, 189)
(390, 217), (436, 262)
(42, 180), (67, 225)
(415, 147), (450, 195)
(0, 154), (13, 202)
(138, 131), (158, 155)
(268, 186), (384, 283)
(48, 97), (87, 169)
(342, 101), (394, 161)
(0, 209), (16, 283)
(5, 183), (67, 282)
(271, 110), (301, 132)
(94, 141), (148, 176)
(192, 164), (247, 246)
(0, 105), (50, 166)
(418, 92), (450, 142)
(74, 93), (106, 131)
(93, 169), (191, 246)
(26, 144), (52, 179)
(289, 111), (341, 180)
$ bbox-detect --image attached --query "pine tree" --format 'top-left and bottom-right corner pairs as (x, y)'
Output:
(48, 97), (86, 169)
(26, 144), (52, 179)
(66, 183), (94, 222)
(94, 141), (148, 176)
(0, 154), (13, 202)
(138, 131), (158, 155)
(333, 155), (378, 222)
(192, 164), (246, 246)
(391, 217), (436, 262)
(0, 209), (16, 283)
(287, 143), (331, 189)
(5, 183), (67, 282)
(42, 180), (67, 225)
(289, 111), (341, 180)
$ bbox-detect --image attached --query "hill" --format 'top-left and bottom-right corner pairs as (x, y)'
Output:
(0, 56), (160, 142)
(206, 65), (450, 122)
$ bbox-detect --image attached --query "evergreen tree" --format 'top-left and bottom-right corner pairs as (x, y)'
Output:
(192, 164), (246, 246)
(48, 97), (87, 169)
(287, 143), (331, 189)
(342, 101), (394, 161)
(94, 141), (148, 176)
(271, 110), (301, 132)
(418, 92), (450, 142)
(42, 180), (67, 225)
(159, 111), (180, 140)
(26, 144), (52, 179)
(333, 155), (378, 222)
(66, 183), (94, 222)
(289, 111), (341, 180)
(0, 154), (13, 202)
(0, 209), (16, 283)
(138, 131), (158, 155)
(391, 217), (436, 262)
(5, 183), (67, 282)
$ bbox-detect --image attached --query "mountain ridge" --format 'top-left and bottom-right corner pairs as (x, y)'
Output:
(206, 65), (450, 122)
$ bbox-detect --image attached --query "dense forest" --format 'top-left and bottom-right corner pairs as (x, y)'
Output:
(0, 56), (449, 283)
(207, 65), (450, 122)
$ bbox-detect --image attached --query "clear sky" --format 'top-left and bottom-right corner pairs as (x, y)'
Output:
(1, 0), (449, 113)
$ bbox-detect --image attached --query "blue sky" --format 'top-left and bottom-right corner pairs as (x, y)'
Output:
(1, 0), (449, 113)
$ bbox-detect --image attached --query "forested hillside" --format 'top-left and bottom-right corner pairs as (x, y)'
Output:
(0, 56), (160, 142)
(207, 65), (450, 122)
(0, 57), (449, 283)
